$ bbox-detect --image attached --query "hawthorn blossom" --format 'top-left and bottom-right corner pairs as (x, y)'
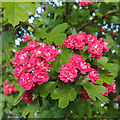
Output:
(88, 68), (99, 84)
(21, 87), (35, 104)
(78, 61), (91, 74)
(33, 67), (49, 85)
(3, 83), (17, 95)
(23, 35), (31, 42)
(69, 54), (84, 68)
(59, 63), (78, 83)
(80, 87), (90, 99)
(102, 82), (116, 96)
(19, 73), (35, 90)
(41, 45), (58, 62)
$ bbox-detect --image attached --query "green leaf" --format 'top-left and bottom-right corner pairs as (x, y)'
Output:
(22, 99), (40, 118)
(93, 100), (104, 114)
(93, 57), (118, 77)
(13, 89), (26, 106)
(37, 81), (57, 97)
(93, 57), (109, 68)
(103, 63), (118, 77)
(51, 84), (77, 108)
(51, 23), (69, 33)
(46, 23), (69, 45)
(46, 32), (66, 45)
(111, 16), (119, 23)
(98, 71), (115, 85)
(58, 98), (69, 108)
(37, 110), (53, 118)
(99, 3), (111, 14)
(51, 48), (74, 73)
(2, 31), (16, 64)
(105, 34), (114, 48)
(97, 57), (109, 64)
(84, 82), (109, 103)
(34, 29), (47, 39)
(95, 11), (103, 17)
(2, 2), (35, 26)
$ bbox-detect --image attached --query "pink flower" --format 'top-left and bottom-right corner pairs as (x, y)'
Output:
(57, 49), (62, 55)
(23, 41), (38, 52)
(54, 43), (64, 48)
(78, 61), (91, 74)
(41, 45), (58, 62)
(105, 15), (109, 18)
(13, 40), (61, 90)
(19, 73), (35, 90)
(98, 38), (109, 52)
(35, 57), (51, 70)
(74, 33), (86, 50)
(64, 35), (76, 49)
(38, 42), (46, 48)
(88, 68), (99, 84)
(14, 66), (25, 78)
(3, 80), (8, 87)
(79, 0), (92, 7)
(80, 87), (90, 99)
(69, 54), (84, 68)
(59, 63), (78, 83)
(30, 47), (43, 58)
(87, 41), (103, 60)
(45, 4), (47, 9)
(12, 50), (29, 67)
(23, 35), (31, 42)
(3, 84), (17, 95)
(85, 34), (98, 44)
(21, 88), (35, 104)
(33, 67), (49, 85)
(97, 66), (105, 70)
(102, 82), (116, 96)
(64, 33), (86, 50)
(110, 30), (115, 36)
(100, 27), (106, 33)
(23, 59), (35, 72)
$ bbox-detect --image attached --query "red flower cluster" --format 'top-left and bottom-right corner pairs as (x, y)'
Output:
(79, 0), (96, 7)
(13, 41), (62, 90)
(3, 80), (17, 95)
(59, 63), (78, 83)
(64, 32), (86, 50)
(88, 68), (99, 84)
(110, 30), (115, 36)
(23, 35), (31, 42)
(21, 87), (35, 104)
(100, 27), (106, 33)
(64, 33), (109, 60)
(59, 54), (99, 84)
(102, 82), (116, 96)
(80, 87), (90, 99)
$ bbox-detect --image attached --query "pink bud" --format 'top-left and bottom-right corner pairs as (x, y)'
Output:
(57, 49), (62, 55)
(3, 80), (8, 86)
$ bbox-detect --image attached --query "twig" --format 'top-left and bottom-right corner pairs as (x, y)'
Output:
(25, 22), (39, 31)
(64, 2), (69, 22)
(77, 9), (118, 31)
(15, 22), (39, 31)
